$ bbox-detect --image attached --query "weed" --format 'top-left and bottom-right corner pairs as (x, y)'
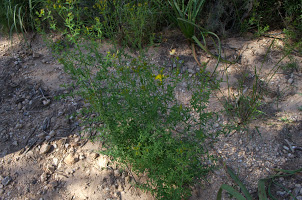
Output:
(0, 0), (40, 38)
(281, 60), (299, 73)
(217, 165), (302, 200)
(58, 41), (223, 199)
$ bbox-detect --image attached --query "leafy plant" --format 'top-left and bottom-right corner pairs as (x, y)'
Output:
(217, 165), (302, 200)
(168, 0), (206, 41)
(168, 0), (226, 68)
(58, 41), (222, 199)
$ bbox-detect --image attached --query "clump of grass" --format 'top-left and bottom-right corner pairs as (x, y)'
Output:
(0, 0), (40, 36)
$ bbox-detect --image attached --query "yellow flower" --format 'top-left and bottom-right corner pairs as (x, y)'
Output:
(155, 74), (164, 82)
(169, 49), (176, 55)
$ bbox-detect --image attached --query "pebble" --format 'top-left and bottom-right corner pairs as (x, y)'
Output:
(26, 151), (34, 158)
(97, 155), (109, 169)
(32, 52), (41, 58)
(37, 132), (46, 139)
(283, 146), (289, 151)
(40, 144), (52, 154)
(64, 153), (79, 165)
(45, 136), (52, 141)
(0, 189), (4, 194)
(42, 99), (51, 106)
(79, 153), (85, 160)
(288, 78), (293, 84)
(114, 170), (120, 177)
(40, 173), (48, 182)
(297, 196), (302, 200)
(89, 152), (99, 160)
(17, 103), (22, 110)
(12, 141), (18, 146)
(53, 158), (59, 166)
(46, 165), (56, 174)
(276, 191), (286, 196)
(15, 123), (23, 129)
(2, 176), (12, 186)
(49, 130), (56, 137)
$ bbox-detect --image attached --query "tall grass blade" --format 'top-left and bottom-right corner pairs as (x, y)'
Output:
(217, 184), (246, 200)
(258, 179), (268, 200)
(226, 166), (253, 200)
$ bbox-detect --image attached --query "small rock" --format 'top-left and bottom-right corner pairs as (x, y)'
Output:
(15, 123), (23, 129)
(49, 180), (58, 188)
(45, 136), (52, 141)
(64, 153), (79, 165)
(114, 170), (120, 177)
(297, 196), (302, 200)
(42, 99), (51, 106)
(300, 188), (302, 194)
(0, 189), (4, 194)
(213, 123), (219, 128)
(49, 130), (56, 137)
(46, 164), (56, 174)
(283, 146), (289, 151)
(79, 153), (85, 160)
(26, 151), (34, 158)
(97, 155), (109, 169)
(17, 103), (22, 110)
(0, 184), (3, 188)
(12, 141), (18, 146)
(70, 142), (80, 147)
(89, 152), (99, 160)
(121, 171), (128, 179)
(37, 132), (46, 139)
(53, 158), (59, 166)
(40, 173), (48, 182)
(288, 78), (294, 84)
(2, 176), (12, 186)
(276, 191), (286, 196)
(32, 52), (41, 58)
(40, 144), (52, 154)
(74, 137), (80, 143)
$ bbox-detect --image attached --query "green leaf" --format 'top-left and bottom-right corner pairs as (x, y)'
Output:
(226, 166), (253, 200)
(258, 179), (268, 200)
(217, 184), (246, 200)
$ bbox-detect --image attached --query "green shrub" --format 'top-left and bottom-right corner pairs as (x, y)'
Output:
(59, 41), (221, 199)
(36, 0), (166, 48)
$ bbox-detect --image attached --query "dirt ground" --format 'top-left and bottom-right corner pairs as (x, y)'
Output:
(0, 31), (301, 200)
